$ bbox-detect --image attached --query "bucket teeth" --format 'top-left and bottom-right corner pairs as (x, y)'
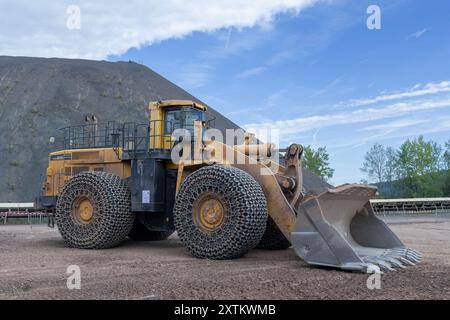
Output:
(360, 247), (421, 272)
(405, 251), (421, 263)
(398, 256), (416, 266)
(392, 248), (422, 262)
(407, 249), (422, 261)
(385, 257), (405, 269)
(369, 261), (393, 272)
(363, 257), (394, 271)
(376, 260), (395, 272)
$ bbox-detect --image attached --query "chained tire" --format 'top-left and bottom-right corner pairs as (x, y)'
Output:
(174, 165), (268, 260)
(55, 171), (134, 249)
(129, 215), (174, 241)
(257, 217), (291, 250)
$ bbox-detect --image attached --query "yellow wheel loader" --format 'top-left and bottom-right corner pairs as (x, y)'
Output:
(36, 100), (421, 272)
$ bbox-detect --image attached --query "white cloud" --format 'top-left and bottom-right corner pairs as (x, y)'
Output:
(233, 49), (298, 79)
(265, 49), (298, 66)
(178, 63), (215, 88)
(235, 66), (267, 79)
(244, 97), (450, 138)
(0, 0), (318, 60)
(343, 81), (450, 108)
(329, 117), (450, 155)
(406, 28), (431, 40)
(267, 88), (289, 106)
(359, 118), (429, 132)
(310, 74), (346, 98)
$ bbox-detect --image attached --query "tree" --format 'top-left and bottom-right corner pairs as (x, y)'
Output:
(444, 140), (450, 196)
(395, 136), (444, 197)
(361, 144), (397, 183)
(444, 140), (450, 170)
(444, 172), (450, 197)
(302, 146), (334, 181)
(384, 146), (398, 182)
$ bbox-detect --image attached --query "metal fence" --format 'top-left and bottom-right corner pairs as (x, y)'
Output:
(0, 203), (53, 226)
(371, 198), (450, 216)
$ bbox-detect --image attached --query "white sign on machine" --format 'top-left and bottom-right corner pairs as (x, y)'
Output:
(142, 190), (151, 204)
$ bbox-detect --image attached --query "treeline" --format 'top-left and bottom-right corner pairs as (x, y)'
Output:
(361, 136), (450, 198)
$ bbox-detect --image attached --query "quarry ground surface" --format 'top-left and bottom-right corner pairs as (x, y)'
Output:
(0, 217), (449, 300)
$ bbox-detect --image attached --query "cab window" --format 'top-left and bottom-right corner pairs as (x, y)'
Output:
(164, 109), (182, 134)
(164, 107), (204, 135)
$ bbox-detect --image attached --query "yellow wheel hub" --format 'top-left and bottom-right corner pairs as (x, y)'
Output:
(72, 197), (94, 224)
(195, 197), (225, 231)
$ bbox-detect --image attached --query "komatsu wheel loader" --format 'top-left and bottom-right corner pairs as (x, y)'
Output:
(37, 100), (421, 272)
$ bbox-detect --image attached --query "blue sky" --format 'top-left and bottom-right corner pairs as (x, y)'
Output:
(108, 0), (450, 184)
(2, 0), (449, 185)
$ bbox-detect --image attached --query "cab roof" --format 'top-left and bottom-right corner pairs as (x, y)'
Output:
(154, 100), (207, 111)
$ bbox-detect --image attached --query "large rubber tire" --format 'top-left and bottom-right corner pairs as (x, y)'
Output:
(257, 217), (291, 250)
(55, 172), (134, 249)
(129, 215), (174, 241)
(174, 165), (268, 260)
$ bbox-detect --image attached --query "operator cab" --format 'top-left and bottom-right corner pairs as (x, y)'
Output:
(149, 100), (209, 150)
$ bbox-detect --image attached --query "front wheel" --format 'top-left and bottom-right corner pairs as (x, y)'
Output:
(174, 166), (268, 260)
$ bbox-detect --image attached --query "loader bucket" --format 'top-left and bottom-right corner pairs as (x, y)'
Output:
(291, 184), (422, 272)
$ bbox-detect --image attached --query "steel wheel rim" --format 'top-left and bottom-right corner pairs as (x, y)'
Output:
(71, 196), (94, 225)
(193, 193), (226, 232)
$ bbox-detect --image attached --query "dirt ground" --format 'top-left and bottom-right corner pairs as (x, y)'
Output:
(0, 218), (449, 300)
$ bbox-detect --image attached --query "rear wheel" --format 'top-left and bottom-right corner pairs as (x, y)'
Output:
(174, 165), (268, 260)
(257, 217), (291, 250)
(55, 172), (134, 249)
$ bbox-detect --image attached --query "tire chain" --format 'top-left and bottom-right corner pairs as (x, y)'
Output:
(256, 217), (291, 250)
(55, 171), (134, 249)
(174, 165), (268, 260)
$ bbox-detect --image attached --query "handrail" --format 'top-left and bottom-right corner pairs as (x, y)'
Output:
(56, 114), (216, 153)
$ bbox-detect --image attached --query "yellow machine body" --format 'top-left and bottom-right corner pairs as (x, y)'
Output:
(43, 148), (131, 197)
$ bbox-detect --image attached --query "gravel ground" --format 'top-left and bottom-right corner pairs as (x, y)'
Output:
(0, 219), (449, 300)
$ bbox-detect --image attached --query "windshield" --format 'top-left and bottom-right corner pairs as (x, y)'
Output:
(164, 107), (204, 135)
